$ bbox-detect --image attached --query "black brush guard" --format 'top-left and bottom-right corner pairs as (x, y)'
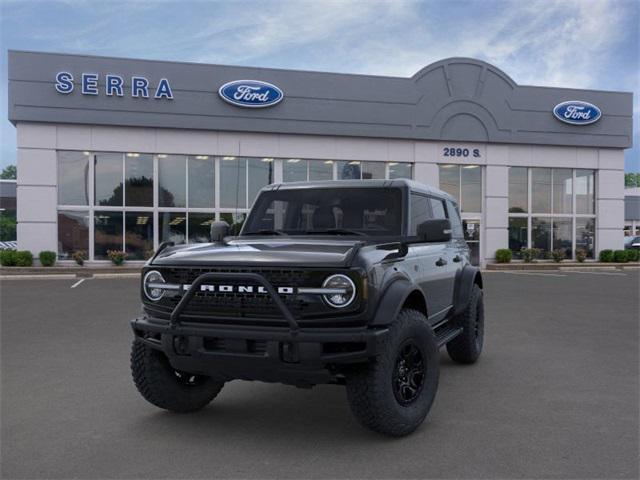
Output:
(169, 272), (299, 335)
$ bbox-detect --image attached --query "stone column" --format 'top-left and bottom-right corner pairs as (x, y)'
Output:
(596, 149), (625, 253)
(16, 123), (58, 258)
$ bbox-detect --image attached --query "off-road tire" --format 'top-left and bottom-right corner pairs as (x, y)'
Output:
(446, 284), (484, 364)
(131, 340), (224, 413)
(345, 309), (439, 436)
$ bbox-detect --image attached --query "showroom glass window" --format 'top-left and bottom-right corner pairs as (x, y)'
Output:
(58, 151), (90, 205)
(158, 155), (186, 207)
(94, 152), (123, 206)
(220, 157), (247, 208)
(188, 156), (215, 208)
(124, 153), (153, 207)
(57, 210), (89, 259)
(508, 168), (596, 260)
(56, 152), (415, 261)
(438, 165), (482, 213)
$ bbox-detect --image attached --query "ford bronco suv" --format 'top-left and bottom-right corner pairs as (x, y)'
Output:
(130, 179), (484, 436)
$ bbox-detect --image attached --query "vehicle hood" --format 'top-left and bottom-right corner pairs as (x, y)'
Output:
(151, 238), (364, 268)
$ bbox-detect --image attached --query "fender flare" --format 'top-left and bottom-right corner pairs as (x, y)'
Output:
(453, 265), (483, 316)
(370, 276), (426, 327)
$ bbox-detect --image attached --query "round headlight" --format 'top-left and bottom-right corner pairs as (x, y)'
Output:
(322, 274), (356, 308)
(143, 270), (165, 301)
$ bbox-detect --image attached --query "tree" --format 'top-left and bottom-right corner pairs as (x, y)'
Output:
(625, 172), (640, 188)
(0, 165), (16, 180)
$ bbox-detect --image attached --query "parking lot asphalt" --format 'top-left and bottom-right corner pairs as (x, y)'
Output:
(1, 270), (639, 479)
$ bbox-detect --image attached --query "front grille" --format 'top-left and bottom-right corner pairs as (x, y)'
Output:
(144, 267), (359, 326)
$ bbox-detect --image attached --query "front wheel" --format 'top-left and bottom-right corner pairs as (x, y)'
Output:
(447, 283), (484, 364)
(345, 309), (439, 436)
(131, 340), (224, 413)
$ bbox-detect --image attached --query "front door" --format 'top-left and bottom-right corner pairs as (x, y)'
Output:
(463, 219), (481, 266)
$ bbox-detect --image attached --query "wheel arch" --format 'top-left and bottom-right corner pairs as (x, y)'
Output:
(370, 277), (428, 326)
(453, 265), (482, 316)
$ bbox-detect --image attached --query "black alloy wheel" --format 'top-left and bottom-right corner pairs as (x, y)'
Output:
(392, 341), (426, 406)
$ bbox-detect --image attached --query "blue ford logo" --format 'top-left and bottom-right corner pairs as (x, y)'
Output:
(218, 80), (283, 108)
(553, 101), (601, 125)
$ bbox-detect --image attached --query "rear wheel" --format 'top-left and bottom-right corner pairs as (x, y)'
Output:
(345, 309), (439, 436)
(447, 283), (484, 364)
(131, 340), (224, 413)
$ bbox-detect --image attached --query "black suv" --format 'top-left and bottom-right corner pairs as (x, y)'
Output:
(131, 179), (484, 436)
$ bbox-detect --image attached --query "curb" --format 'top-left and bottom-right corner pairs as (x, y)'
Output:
(486, 262), (639, 271)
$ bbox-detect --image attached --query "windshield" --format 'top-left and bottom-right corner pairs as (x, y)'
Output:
(242, 187), (403, 236)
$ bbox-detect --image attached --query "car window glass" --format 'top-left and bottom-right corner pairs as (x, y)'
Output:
(429, 198), (447, 219)
(446, 200), (464, 238)
(243, 188), (402, 236)
(410, 193), (430, 235)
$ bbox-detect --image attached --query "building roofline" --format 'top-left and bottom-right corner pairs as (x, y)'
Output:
(7, 49), (633, 95)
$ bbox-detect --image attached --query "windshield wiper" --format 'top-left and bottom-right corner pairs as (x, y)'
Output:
(305, 228), (366, 236)
(243, 229), (287, 236)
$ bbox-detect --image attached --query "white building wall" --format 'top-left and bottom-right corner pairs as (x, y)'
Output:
(15, 122), (627, 265)
(16, 124), (58, 258)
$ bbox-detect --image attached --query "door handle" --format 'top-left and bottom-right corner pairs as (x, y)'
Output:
(435, 257), (447, 267)
(453, 255), (462, 263)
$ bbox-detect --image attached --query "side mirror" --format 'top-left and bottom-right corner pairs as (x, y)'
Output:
(416, 219), (452, 243)
(210, 220), (230, 243)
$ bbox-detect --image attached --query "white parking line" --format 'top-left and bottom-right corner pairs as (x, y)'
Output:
(70, 278), (86, 288)
(567, 270), (627, 276)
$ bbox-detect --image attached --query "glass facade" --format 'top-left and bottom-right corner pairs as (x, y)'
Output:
(57, 151), (412, 261)
(508, 168), (596, 259)
(438, 164), (482, 213)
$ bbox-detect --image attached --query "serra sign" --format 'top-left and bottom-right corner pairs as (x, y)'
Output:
(55, 72), (174, 99)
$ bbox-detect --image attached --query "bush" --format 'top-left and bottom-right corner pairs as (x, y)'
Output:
(0, 249), (17, 266)
(551, 249), (566, 263)
(626, 249), (639, 262)
(575, 248), (588, 263)
(107, 250), (127, 265)
(613, 250), (628, 263)
(599, 249), (614, 262)
(521, 248), (540, 263)
(15, 250), (33, 267)
(72, 250), (87, 266)
(39, 250), (57, 267)
(495, 249), (512, 263)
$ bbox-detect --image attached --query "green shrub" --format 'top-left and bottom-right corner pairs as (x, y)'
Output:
(521, 248), (538, 263)
(575, 249), (588, 263)
(599, 249), (614, 262)
(613, 250), (628, 263)
(0, 249), (17, 266)
(495, 249), (512, 263)
(107, 250), (127, 266)
(72, 250), (87, 266)
(39, 250), (57, 267)
(551, 249), (566, 263)
(15, 250), (33, 267)
(626, 249), (639, 262)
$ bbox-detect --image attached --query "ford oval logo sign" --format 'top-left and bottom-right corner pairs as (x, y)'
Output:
(553, 100), (601, 125)
(218, 80), (283, 108)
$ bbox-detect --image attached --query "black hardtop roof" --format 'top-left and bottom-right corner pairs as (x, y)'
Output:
(261, 179), (456, 202)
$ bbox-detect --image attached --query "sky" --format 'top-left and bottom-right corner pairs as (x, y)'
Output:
(1, 0), (638, 171)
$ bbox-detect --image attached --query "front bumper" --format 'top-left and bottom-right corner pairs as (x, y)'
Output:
(131, 316), (388, 386)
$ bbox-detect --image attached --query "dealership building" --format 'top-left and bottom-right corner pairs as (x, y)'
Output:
(7, 50), (633, 265)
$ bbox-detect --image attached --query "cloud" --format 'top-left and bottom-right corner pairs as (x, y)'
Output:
(0, 0), (637, 169)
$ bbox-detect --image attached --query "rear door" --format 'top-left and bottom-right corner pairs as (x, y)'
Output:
(426, 196), (458, 318)
(406, 193), (454, 322)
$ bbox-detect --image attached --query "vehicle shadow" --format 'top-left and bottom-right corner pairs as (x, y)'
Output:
(128, 353), (459, 445)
